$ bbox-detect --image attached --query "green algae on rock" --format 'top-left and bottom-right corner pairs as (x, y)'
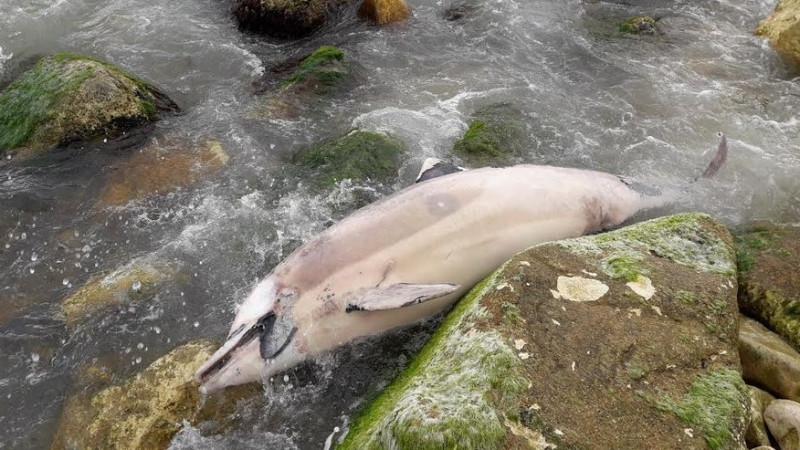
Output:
(295, 130), (405, 188)
(0, 52), (178, 156)
(452, 103), (529, 167)
(756, 0), (800, 71)
(341, 213), (747, 449)
(736, 222), (800, 353)
(60, 257), (184, 327)
(619, 16), (658, 35)
(50, 340), (260, 450)
(259, 46), (352, 118)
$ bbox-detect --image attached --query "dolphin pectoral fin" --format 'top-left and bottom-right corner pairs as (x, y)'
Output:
(345, 283), (460, 312)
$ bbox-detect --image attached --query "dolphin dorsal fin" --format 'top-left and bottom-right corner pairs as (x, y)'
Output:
(345, 283), (460, 312)
(415, 158), (466, 183)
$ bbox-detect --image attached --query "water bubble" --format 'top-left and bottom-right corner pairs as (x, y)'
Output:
(134, 356), (141, 363)
(29, 268), (35, 274)
(125, 347), (131, 354)
(283, 374), (289, 383)
(31, 353), (40, 362)
(30, 253), (38, 262)
(20, 232), (26, 240)
(62, 278), (69, 286)
(154, 326), (161, 334)
(82, 245), (91, 253)
(193, 321), (199, 328)
(137, 342), (144, 350)
(180, 292), (184, 296)
(4, 243), (9, 249)
(132, 280), (142, 292)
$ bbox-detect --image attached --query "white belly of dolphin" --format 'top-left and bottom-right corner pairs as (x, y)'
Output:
(196, 164), (644, 393)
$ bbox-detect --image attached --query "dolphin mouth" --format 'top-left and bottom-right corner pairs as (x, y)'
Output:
(195, 314), (297, 389)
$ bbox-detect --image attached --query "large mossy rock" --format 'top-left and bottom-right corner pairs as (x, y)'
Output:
(757, 0), (800, 71)
(340, 213), (749, 450)
(735, 222), (800, 353)
(0, 52), (178, 157)
(452, 103), (529, 167)
(51, 341), (260, 450)
(259, 46), (351, 118)
(295, 129), (405, 188)
(233, 0), (334, 37)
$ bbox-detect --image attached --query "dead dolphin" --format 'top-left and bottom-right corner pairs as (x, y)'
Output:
(195, 136), (728, 394)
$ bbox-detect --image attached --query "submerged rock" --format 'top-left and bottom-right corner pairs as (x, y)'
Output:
(358, 0), (411, 25)
(756, 0), (800, 71)
(739, 315), (800, 402)
(295, 129), (405, 188)
(100, 137), (229, 206)
(764, 399), (800, 450)
(51, 341), (260, 450)
(736, 222), (800, 353)
(258, 46), (351, 118)
(619, 15), (658, 35)
(0, 52), (178, 157)
(452, 103), (529, 167)
(745, 385), (775, 449)
(340, 213), (748, 449)
(60, 257), (183, 327)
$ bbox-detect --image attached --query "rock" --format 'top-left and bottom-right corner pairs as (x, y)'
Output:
(295, 129), (405, 188)
(100, 137), (229, 206)
(60, 257), (183, 327)
(756, 0), (800, 71)
(0, 52), (178, 157)
(51, 340), (260, 450)
(340, 213), (749, 449)
(358, 0), (411, 25)
(764, 400), (800, 450)
(232, 0), (332, 37)
(452, 103), (529, 167)
(619, 15), (658, 35)
(736, 222), (800, 353)
(739, 315), (800, 402)
(258, 46), (351, 118)
(746, 385), (776, 448)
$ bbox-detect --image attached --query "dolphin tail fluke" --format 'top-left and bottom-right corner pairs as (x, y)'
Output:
(345, 282), (460, 312)
(696, 133), (728, 181)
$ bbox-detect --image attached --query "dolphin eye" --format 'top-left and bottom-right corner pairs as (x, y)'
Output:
(257, 312), (297, 360)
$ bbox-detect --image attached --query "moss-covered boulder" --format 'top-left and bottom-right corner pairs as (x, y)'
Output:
(619, 15), (658, 34)
(358, 0), (411, 25)
(745, 386), (775, 449)
(736, 222), (800, 353)
(232, 0), (336, 37)
(452, 103), (529, 167)
(100, 137), (229, 206)
(60, 257), (184, 327)
(341, 213), (749, 450)
(756, 0), (800, 71)
(295, 129), (404, 188)
(259, 46), (352, 118)
(739, 316), (800, 403)
(0, 52), (178, 157)
(50, 340), (260, 450)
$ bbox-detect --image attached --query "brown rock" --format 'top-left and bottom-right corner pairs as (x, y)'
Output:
(232, 0), (331, 38)
(358, 0), (411, 25)
(736, 222), (800, 353)
(764, 399), (800, 450)
(739, 315), (800, 402)
(100, 137), (228, 206)
(51, 341), (260, 450)
(746, 385), (776, 448)
(757, 0), (800, 71)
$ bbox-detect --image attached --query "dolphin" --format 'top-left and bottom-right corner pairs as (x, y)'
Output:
(195, 135), (728, 394)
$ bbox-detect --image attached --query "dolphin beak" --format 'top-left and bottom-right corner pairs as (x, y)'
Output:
(195, 313), (298, 394)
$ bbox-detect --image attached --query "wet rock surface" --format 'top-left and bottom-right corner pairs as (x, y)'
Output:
(232, 0), (332, 38)
(358, 0), (411, 25)
(764, 399), (800, 450)
(340, 213), (748, 449)
(295, 129), (405, 188)
(736, 222), (800, 353)
(739, 315), (800, 403)
(746, 385), (775, 449)
(757, 0), (800, 71)
(51, 340), (260, 450)
(0, 52), (178, 157)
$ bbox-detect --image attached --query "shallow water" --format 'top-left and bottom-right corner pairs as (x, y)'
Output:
(1, 0), (799, 448)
